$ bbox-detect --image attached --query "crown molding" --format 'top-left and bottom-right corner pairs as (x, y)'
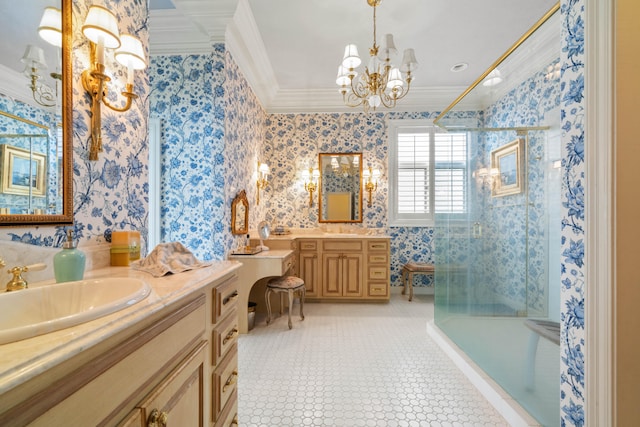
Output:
(265, 86), (470, 114)
(149, 0), (238, 55)
(225, 0), (279, 109)
(476, 12), (561, 108)
(0, 64), (51, 110)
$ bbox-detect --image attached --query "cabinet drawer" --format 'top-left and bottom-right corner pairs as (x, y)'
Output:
(368, 282), (389, 297)
(368, 240), (389, 251)
(213, 275), (238, 324)
(368, 266), (388, 281)
(215, 390), (238, 427)
(213, 344), (238, 422)
(213, 308), (238, 366)
(322, 240), (363, 252)
(299, 240), (317, 251)
(368, 253), (388, 264)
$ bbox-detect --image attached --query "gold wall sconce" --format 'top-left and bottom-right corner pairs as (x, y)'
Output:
(81, 5), (146, 161)
(19, 7), (63, 108)
(473, 167), (500, 189)
(256, 162), (270, 205)
(301, 167), (320, 207)
(362, 166), (381, 207)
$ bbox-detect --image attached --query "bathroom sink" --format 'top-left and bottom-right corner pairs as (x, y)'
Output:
(0, 278), (151, 345)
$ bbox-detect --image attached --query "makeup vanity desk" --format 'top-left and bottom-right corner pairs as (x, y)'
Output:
(228, 249), (296, 334)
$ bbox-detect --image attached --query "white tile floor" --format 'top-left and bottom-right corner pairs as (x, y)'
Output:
(237, 291), (509, 427)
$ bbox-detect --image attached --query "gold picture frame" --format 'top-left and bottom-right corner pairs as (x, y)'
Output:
(231, 189), (249, 235)
(0, 145), (47, 197)
(491, 138), (525, 197)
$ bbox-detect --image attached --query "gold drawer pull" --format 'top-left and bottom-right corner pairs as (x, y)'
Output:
(223, 370), (238, 392)
(147, 409), (168, 427)
(230, 414), (238, 426)
(223, 328), (238, 345)
(223, 291), (238, 305)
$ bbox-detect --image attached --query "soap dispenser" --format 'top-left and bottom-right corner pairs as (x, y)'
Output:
(54, 229), (86, 283)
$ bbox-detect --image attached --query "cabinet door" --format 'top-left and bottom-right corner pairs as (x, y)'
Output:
(139, 341), (207, 427)
(299, 251), (319, 297)
(322, 253), (363, 298)
(342, 253), (363, 297)
(322, 253), (343, 297)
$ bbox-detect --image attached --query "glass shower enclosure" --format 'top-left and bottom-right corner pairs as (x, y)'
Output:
(434, 127), (561, 426)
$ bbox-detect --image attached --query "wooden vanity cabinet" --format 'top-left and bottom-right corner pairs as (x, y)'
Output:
(297, 237), (390, 301)
(298, 239), (320, 297)
(322, 240), (364, 298)
(0, 272), (239, 427)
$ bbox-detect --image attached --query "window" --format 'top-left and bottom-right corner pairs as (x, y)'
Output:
(388, 120), (467, 226)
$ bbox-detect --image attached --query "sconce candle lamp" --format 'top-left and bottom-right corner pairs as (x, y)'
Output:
(302, 167), (320, 207)
(473, 167), (500, 189)
(256, 162), (270, 205)
(363, 166), (381, 207)
(81, 5), (146, 161)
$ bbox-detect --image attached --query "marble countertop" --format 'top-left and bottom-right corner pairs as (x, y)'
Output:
(0, 261), (241, 395)
(251, 231), (391, 240)
(229, 249), (293, 259)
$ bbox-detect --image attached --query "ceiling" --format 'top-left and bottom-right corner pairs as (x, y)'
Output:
(150, 0), (559, 114)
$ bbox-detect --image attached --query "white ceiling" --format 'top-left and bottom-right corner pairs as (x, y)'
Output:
(152, 0), (560, 114)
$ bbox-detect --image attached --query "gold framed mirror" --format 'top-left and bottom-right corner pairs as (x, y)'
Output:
(231, 190), (249, 235)
(0, 0), (73, 225)
(318, 152), (363, 223)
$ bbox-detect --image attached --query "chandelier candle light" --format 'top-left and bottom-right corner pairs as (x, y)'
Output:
(336, 0), (418, 111)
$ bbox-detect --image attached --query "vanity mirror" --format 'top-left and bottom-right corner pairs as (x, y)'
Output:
(231, 190), (249, 235)
(318, 152), (363, 223)
(0, 0), (72, 225)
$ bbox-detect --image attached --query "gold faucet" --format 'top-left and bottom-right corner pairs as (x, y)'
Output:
(5, 263), (47, 292)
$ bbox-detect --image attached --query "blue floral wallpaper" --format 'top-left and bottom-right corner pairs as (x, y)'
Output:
(0, 0), (150, 250)
(149, 49), (227, 260)
(224, 51), (267, 252)
(559, 0), (586, 424)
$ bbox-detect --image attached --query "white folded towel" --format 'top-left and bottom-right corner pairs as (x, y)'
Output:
(131, 242), (212, 277)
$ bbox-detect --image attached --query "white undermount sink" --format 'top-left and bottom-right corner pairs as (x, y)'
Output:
(0, 278), (151, 345)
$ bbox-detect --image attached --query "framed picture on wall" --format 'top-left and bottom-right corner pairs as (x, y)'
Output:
(0, 144), (47, 196)
(490, 138), (524, 197)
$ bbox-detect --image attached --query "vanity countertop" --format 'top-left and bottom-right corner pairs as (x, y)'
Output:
(252, 231), (391, 240)
(0, 261), (241, 395)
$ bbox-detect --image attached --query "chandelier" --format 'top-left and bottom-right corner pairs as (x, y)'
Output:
(336, 0), (418, 112)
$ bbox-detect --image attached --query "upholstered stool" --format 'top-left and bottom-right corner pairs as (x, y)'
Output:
(401, 262), (435, 301)
(265, 276), (306, 329)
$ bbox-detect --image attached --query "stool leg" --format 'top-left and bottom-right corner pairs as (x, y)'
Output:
(401, 268), (407, 295)
(265, 287), (272, 325)
(299, 287), (305, 321)
(279, 292), (284, 316)
(287, 289), (294, 329)
(408, 272), (414, 302)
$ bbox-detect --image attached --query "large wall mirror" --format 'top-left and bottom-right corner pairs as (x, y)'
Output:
(0, 0), (73, 225)
(318, 153), (363, 223)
